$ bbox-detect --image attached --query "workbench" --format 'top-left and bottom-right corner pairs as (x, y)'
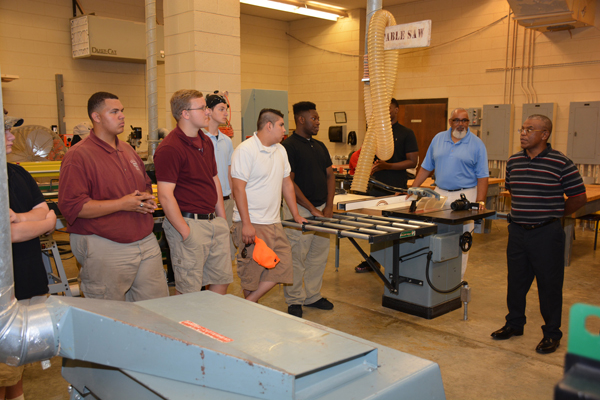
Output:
(564, 184), (600, 266)
(498, 184), (600, 266)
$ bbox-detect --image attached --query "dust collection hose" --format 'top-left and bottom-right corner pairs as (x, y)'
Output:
(351, 9), (399, 193)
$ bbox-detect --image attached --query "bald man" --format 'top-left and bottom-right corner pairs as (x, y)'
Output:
(410, 108), (489, 278)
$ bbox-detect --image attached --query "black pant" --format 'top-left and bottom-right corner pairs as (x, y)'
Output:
(505, 220), (565, 339)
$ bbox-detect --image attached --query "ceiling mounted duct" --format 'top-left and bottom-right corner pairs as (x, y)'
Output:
(71, 15), (165, 63)
(507, 0), (596, 32)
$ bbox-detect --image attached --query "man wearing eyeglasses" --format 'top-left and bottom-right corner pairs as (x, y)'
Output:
(59, 92), (168, 301)
(491, 114), (586, 354)
(410, 107), (489, 278)
(155, 89), (232, 296)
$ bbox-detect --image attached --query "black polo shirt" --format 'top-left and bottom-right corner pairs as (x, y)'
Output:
(7, 163), (50, 300)
(372, 122), (418, 189)
(506, 144), (586, 224)
(282, 133), (332, 207)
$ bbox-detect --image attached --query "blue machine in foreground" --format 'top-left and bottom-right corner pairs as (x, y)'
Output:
(60, 292), (446, 399)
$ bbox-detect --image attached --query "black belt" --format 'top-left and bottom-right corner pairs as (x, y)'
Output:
(181, 212), (216, 220)
(439, 186), (476, 192)
(514, 219), (558, 230)
(223, 195), (230, 201)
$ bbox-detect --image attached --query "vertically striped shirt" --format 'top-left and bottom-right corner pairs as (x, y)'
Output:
(506, 144), (586, 224)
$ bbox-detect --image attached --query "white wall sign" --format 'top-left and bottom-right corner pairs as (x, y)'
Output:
(384, 20), (431, 50)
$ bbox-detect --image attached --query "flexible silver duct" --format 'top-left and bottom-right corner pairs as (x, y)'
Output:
(146, 0), (159, 161)
(0, 85), (58, 366)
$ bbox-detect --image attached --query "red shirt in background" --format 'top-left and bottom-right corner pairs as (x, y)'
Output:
(349, 148), (361, 175)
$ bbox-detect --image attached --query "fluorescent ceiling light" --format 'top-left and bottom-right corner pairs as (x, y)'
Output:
(240, 0), (346, 21)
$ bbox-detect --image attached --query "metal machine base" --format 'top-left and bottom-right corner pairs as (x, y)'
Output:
(58, 292), (446, 400)
(382, 295), (462, 319)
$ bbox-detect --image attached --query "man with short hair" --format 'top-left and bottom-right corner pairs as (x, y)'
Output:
(154, 89), (232, 295)
(59, 92), (168, 301)
(203, 92), (235, 259)
(282, 101), (335, 318)
(369, 98), (419, 196)
(354, 98), (419, 273)
(491, 114), (586, 354)
(231, 108), (306, 303)
(410, 107), (489, 278)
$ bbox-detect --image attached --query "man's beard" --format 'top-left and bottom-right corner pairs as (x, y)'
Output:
(452, 128), (467, 139)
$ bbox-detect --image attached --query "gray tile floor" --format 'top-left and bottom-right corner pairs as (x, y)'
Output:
(22, 220), (600, 399)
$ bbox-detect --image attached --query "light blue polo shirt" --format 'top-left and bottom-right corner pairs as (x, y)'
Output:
(203, 129), (234, 196)
(421, 129), (489, 190)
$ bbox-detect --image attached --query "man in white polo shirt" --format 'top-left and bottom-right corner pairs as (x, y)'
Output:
(231, 108), (306, 303)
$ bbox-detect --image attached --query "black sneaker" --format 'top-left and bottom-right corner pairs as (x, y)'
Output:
(305, 298), (334, 310)
(288, 304), (302, 318)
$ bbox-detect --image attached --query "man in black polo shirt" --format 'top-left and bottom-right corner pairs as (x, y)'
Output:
(355, 98), (419, 272)
(282, 101), (335, 318)
(369, 98), (419, 196)
(491, 114), (586, 354)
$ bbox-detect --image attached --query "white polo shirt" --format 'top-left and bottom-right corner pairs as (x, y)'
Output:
(231, 133), (291, 225)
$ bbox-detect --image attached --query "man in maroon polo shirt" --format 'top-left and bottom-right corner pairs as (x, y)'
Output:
(154, 89), (232, 295)
(59, 92), (169, 301)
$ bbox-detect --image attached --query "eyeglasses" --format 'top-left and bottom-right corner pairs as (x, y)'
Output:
(187, 106), (207, 112)
(451, 119), (470, 124)
(518, 128), (545, 135)
(241, 244), (251, 258)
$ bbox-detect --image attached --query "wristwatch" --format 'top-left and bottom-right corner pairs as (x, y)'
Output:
(478, 201), (485, 207)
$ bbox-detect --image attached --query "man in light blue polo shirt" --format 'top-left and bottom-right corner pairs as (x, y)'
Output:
(411, 107), (489, 277)
(204, 92), (236, 259)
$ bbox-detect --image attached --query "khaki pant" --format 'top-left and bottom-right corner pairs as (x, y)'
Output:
(435, 186), (477, 279)
(70, 233), (169, 302)
(224, 197), (236, 260)
(282, 202), (331, 305)
(232, 222), (293, 291)
(0, 363), (23, 386)
(163, 216), (233, 294)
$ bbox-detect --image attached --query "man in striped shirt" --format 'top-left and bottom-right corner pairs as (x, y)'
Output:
(491, 114), (586, 354)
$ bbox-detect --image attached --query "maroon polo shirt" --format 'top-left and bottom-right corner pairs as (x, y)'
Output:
(58, 130), (154, 243)
(154, 125), (218, 214)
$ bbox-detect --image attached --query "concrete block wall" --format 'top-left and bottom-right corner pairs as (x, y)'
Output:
(241, 14), (289, 92)
(0, 0), (167, 154)
(163, 0), (241, 146)
(288, 9), (365, 160)
(387, 0), (600, 156)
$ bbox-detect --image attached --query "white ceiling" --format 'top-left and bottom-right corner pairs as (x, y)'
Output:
(240, 0), (418, 21)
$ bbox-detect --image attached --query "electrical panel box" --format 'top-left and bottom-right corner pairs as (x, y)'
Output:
(468, 108), (481, 126)
(241, 89), (288, 140)
(567, 101), (600, 164)
(522, 103), (557, 147)
(430, 232), (460, 263)
(481, 104), (514, 160)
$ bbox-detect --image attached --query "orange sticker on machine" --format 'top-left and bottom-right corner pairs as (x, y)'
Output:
(180, 320), (233, 343)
